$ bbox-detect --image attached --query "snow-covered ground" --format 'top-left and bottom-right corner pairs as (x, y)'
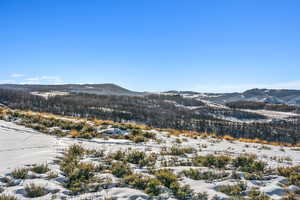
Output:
(0, 121), (61, 174)
(241, 109), (300, 120)
(1, 120), (300, 199)
(30, 91), (69, 99)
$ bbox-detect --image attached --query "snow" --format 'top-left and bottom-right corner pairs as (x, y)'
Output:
(98, 127), (129, 136)
(241, 109), (300, 119)
(30, 91), (69, 99)
(0, 121), (61, 174)
(1, 119), (300, 199)
(182, 177), (228, 199)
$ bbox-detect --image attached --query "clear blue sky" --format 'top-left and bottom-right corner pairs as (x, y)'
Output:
(1, 0), (300, 92)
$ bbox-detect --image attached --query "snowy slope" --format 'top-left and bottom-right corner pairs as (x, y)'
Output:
(1, 120), (300, 199)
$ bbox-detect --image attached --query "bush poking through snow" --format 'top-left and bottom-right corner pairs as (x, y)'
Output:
(132, 135), (147, 143)
(111, 162), (132, 178)
(60, 152), (80, 177)
(170, 182), (194, 200)
(130, 129), (156, 139)
(0, 195), (17, 200)
(63, 162), (96, 194)
(182, 169), (229, 181)
(126, 151), (146, 165)
(125, 129), (156, 143)
(123, 173), (161, 196)
(193, 155), (231, 168)
(60, 145), (85, 176)
(161, 146), (196, 156)
(154, 169), (178, 188)
(25, 183), (48, 197)
(248, 188), (270, 200)
(259, 145), (272, 150)
(31, 163), (50, 174)
(233, 155), (266, 172)
(59, 145), (101, 194)
(217, 182), (247, 197)
(244, 172), (265, 180)
(145, 178), (161, 196)
(194, 192), (209, 200)
(143, 131), (156, 139)
(124, 174), (150, 190)
(47, 171), (59, 180)
(289, 173), (300, 187)
(277, 166), (300, 177)
(68, 144), (85, 157)
(110, 150), (157, 167)
(110, 150), (126, 161)
(11, 168), (28, 179)
(153, 168), (203, 200)
(126, 151), (157, 167)
(87, 149), (105, 158)
(170, 146), (196, 156)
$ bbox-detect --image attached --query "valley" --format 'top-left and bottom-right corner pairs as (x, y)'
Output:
(1, 85), (300, 199)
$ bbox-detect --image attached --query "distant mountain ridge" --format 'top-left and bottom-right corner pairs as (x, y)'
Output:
(163, 88), (300, 105)
(0, 83), (144, 96)
(1, 84), (300, 104)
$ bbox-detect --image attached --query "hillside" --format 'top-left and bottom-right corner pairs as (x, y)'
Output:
(0, 84), (143, 96)
(0, 108), (299, 199)
(0, 86), (300, 144)
(165, 89), (300, 105)
(2, 84), (300, 104)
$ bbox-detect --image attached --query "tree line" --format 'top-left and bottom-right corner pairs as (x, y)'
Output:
(0, 88), (299, 144)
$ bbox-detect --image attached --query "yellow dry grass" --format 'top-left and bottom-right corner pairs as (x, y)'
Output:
(1, 106), (300, 147)
(70, 129), (79, 138)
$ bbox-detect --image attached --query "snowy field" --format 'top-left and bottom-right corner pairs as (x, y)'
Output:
(0, 121), (61, 174)
(1, 119), (300, 199)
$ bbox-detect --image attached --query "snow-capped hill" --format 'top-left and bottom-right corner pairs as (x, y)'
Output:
(162, 88), (300, 105)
